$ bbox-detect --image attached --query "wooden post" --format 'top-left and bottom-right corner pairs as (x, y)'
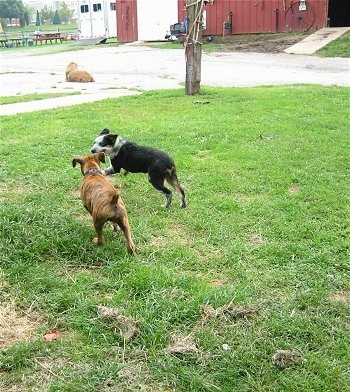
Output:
(185, 0), (204, 95)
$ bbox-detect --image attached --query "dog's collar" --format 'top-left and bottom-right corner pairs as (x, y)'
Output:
(84, 168), (102, 176)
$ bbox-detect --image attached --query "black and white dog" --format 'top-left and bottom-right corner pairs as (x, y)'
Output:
(91, 129), (187, 208)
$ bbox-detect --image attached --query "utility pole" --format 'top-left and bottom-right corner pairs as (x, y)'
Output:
(185, 0), (205, 95)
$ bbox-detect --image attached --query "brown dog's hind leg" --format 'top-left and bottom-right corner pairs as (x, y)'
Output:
(92, 220), (105, 245)
(114, 216), (136, 255)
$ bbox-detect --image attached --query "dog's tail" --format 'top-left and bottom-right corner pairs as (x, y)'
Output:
(166, 166), (187, 208)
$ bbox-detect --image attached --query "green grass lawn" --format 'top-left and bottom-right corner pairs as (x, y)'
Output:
(0, 92), (81, 105)
(0, 86), (349, 391)
(2, 23), (79, 34)
(316, 31), (350, 57)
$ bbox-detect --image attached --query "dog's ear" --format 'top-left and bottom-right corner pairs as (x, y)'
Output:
(106, 134), (117, 145)
(97, 152), (106, 163)
(100, 128), (110, 135)
(72, 156), (84, 167)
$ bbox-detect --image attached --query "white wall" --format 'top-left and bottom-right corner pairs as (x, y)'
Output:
(137, 0), (178, 41)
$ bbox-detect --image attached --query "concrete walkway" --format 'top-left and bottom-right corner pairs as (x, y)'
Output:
(284, 27), (350, 55)
(1, 90), (141, 116)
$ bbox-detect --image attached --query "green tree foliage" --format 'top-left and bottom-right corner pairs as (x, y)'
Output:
(29, 2), (72, 26)
(23, 3), (35, 25)
(0, 0), (25, 26)
(23, 10), (29, 25)
(40, 5), (54, 23)
(35, 9), (40, 26)
(53, 9), (60, 25)
(59, 2), (73, 24)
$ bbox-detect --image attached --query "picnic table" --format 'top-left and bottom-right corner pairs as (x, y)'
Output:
(9, 37), (23, 47)
(0, 32), (31, 47)
(0, 34), (7, 47)
(34, 32), (64, 45)
(0, 31), (78, 48)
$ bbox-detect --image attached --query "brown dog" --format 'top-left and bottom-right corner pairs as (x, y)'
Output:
(66, 62), (95, 82)
(72, 152), (135, 255)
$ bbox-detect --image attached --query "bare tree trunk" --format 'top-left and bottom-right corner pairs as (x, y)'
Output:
(185, 0), (204, 95)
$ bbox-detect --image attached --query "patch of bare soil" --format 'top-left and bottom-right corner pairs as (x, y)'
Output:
(329, 290), (350, 305)
(272, 349), (307, 369)
(205, 32), (308, 53)
(0, 301), (40, 349)
(97, 305), (140, 340)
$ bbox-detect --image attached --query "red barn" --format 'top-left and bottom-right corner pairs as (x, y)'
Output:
(177, 0), (350, 35)
(116, 0), (350, 42)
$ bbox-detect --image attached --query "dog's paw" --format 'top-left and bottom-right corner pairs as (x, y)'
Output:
(92, 237), (104, 245)
(128, 244), (136, 255)
(101, 170), (107, 176)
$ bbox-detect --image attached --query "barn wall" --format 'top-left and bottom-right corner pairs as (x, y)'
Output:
(115, 0), (330, 43)
(116, 0), (138, 42)
(178, 0), (328, 35)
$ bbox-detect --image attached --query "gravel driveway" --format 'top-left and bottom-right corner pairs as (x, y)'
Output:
(0, 44), (349, 115)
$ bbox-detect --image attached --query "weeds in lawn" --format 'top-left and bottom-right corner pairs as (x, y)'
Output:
(0, 86), (349, 391)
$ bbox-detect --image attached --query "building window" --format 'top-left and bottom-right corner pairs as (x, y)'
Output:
(110, 3), (116, 11)
(80, 5), (89, 13)
(93, 3), (102, 12)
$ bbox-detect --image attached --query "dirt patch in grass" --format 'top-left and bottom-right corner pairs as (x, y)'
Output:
(204, 32), (308, 53)
(97, 305), (141, 340)
(272, 349), (307, 369)
(329, 290), (350, 305)
(149, 32), (308, 53)
(288, 184), (300, 194)
(201, 303), (255, 321)
(250, 234), (265, 245)
(0, 302), (40, 349)
(165, 333), (201, 356)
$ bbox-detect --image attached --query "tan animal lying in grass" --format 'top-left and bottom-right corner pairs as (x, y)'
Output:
(65, 62), (95, 82)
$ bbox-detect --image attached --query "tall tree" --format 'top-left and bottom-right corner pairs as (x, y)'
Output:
(53, 9), (60, 25)
(23, 9), (29, 26)
(23, 4), (35, 26)
(0, 0), (25, 25)
(185, 0), (205, 95)
(41, 5), (54, 23)
(35, 9), (40, 26)
(59, 2), (73, 24)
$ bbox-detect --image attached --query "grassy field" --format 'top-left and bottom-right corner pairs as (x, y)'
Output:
(316, 31), (350, 57)
(0, 85), (349, 391)
(0, 92), (81, 105)
(2, 23), (79, 34)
